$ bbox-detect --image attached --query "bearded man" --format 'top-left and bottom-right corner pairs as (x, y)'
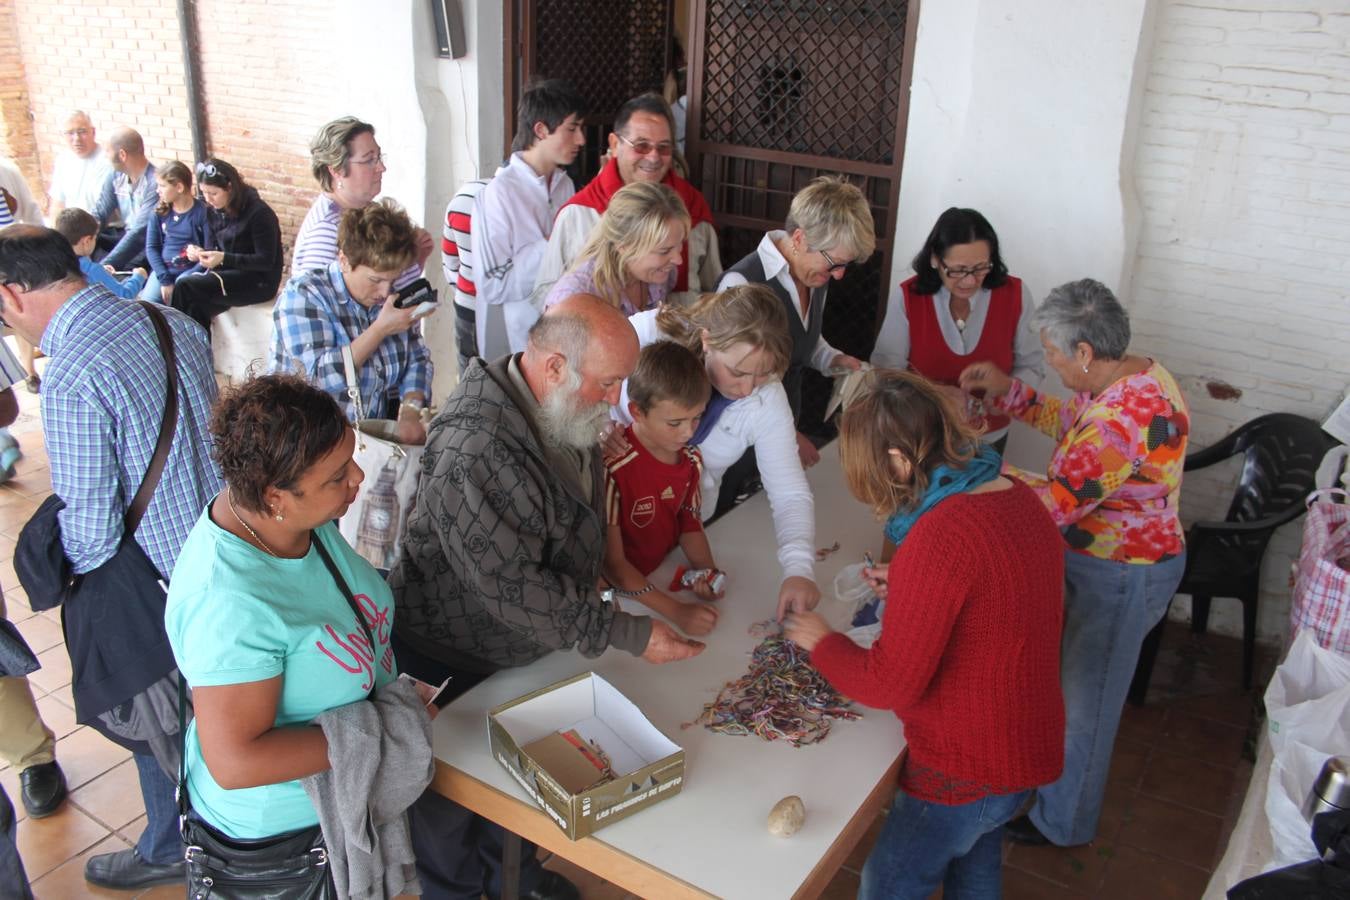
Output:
(388, 294), (701, 900)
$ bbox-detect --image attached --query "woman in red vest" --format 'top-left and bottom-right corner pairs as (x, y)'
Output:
(872, 207), (1044, 452)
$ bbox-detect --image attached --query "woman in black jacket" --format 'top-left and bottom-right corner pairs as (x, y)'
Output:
(172, 158), (283, 332)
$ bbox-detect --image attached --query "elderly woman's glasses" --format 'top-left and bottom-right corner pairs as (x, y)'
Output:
(617, 134), (674, 157)
(349, 152), (385, 167)
(818, 249), (852, 275)
(940, 261), (993, 281)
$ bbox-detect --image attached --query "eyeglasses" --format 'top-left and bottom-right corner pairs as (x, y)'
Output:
(940, 261), (993, 281)
(195, 162), (219, 178)
(617, 134), (674, 157)
(349, 152), (385, 167)
(63, 128), (90, 138)
(818, 249), (852, 275)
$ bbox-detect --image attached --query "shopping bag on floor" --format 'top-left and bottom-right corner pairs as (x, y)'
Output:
(335, 347), (425, 571)
(1263, 630), (1350, 870)
(1288, 489), (1350, 654)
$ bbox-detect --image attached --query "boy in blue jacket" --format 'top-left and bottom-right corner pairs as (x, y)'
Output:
(54, 208), (147, 299)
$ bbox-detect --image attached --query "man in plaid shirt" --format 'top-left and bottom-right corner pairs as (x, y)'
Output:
(0, 224), (221, 891)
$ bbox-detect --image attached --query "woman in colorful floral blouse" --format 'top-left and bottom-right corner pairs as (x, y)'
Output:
(959, 277), (1189, 849)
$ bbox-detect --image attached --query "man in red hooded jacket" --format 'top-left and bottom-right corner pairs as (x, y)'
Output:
(531, 93), (721, 309)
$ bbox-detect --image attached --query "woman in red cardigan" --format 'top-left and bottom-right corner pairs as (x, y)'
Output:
(870, 208), (1045, 453)
(785, 370), (1065, 900)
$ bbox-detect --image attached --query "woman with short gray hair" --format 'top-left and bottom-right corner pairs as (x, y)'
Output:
(291, 116), (433, 283)
(959, 277), (1190, 850)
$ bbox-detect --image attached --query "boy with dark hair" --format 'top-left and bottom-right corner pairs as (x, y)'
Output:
(605, 340), (725, 636)
(54, 208), (148, 300)
(473, 79), (588, 358)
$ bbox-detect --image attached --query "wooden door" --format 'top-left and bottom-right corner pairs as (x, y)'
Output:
(687, 0), (919, 432)
(506, 0), (675, 184)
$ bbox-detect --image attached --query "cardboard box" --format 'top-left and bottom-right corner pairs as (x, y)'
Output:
(488, 672), (685, 840)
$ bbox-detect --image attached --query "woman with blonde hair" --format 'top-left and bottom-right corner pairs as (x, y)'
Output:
(544, 181), (690, 314)
(784, 369), (1064, 899)
(719, 176), (877, 436)
(612, 284), (820, 619)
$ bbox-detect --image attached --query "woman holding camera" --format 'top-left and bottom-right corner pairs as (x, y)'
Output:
(270, 199), (431, 445)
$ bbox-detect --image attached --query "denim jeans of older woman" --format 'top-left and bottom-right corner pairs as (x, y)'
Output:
(860, 788), (1029, 899)
(1029, 549), (1186, 846)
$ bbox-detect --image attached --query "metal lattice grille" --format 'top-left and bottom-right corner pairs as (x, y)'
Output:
(699, 0), (908, 163)
(533, 0), (670, 123)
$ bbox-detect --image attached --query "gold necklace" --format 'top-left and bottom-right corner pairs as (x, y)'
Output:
(226, 489), (279, 558)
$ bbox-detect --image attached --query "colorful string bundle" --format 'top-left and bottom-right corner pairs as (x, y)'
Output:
(690, 635), (860, 747)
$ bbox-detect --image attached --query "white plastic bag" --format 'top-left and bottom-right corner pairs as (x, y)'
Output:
(335, 347), (426, 571)
(833, 563), (882, 648)
(1262, 629), (1350, 869)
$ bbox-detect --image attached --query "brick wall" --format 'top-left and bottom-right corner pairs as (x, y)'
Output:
(193, 0), (338, 264)
(1129, 1), (1350, 641)
(8, 0), (194, 209)
(0, 0), (337, 265)
(0, 0), (40, 190)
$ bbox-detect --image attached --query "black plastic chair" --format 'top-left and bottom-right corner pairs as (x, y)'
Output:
(1128, 413), (1336, 705)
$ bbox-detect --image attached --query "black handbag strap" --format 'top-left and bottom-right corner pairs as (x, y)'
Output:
(311, 531), (378, 701)
(128, 301), (179, 537)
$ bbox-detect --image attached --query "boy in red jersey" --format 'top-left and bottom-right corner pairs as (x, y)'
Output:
(604, 341), (725, 636)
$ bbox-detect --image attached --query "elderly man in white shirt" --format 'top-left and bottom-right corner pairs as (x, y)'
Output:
(473, 79), (587, 357)
(531, 92), (721, 310)
(47, 111), (113, 217)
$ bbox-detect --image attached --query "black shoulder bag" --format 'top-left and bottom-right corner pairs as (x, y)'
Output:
(178, 530), (376, 899)
(14, 302), (183, 748)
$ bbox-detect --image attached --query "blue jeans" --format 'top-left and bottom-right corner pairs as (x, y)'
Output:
(1029, 550), (1186, 845)
(133, 752), (182, 865)
(860, 789), (1029, 900)
(139, 272), (163, 302)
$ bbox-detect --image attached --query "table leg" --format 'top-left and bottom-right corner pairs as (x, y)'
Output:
(501, 830), (522, 900)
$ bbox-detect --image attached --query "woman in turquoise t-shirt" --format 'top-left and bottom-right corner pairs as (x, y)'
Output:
(165, 375), (411, 841)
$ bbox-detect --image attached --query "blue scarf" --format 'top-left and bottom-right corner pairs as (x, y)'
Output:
(882, 445), (1003, 547)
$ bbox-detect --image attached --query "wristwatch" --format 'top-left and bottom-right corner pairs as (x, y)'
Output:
(600, 584), (653, 603)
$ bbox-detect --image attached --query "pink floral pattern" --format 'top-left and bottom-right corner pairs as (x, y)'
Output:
(997, 363), (1189, 564)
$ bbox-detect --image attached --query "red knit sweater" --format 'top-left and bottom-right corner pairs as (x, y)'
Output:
(811, 481), (1066, 804)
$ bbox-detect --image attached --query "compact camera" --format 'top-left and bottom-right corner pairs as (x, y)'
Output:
(392, 278), (440, 319)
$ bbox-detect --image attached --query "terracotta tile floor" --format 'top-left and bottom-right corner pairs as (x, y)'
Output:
(1, 371), (1270, 898)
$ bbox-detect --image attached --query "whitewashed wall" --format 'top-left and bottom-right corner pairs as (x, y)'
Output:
(1129, 0), (1350, 641)
(890, 0), (1157, 494)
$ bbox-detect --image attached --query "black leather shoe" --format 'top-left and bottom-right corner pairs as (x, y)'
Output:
(18, 761), (66, 818)
(1003, 814), (1051, 846)
(84, 848), (185, 890)
(521, 870), (581, 900)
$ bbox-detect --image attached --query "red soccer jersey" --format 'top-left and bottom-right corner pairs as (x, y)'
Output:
(605, 426), (705, 576)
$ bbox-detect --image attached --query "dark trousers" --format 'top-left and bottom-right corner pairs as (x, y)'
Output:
(392, 633), (544, 900)
(170, 270), (277, 333)
(454, 303), (477, 379)
(0, 785), (33, 900)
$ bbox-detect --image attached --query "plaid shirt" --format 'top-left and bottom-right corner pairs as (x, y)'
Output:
(40, 285), (222, 577)
(269, 261), (432, 420)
